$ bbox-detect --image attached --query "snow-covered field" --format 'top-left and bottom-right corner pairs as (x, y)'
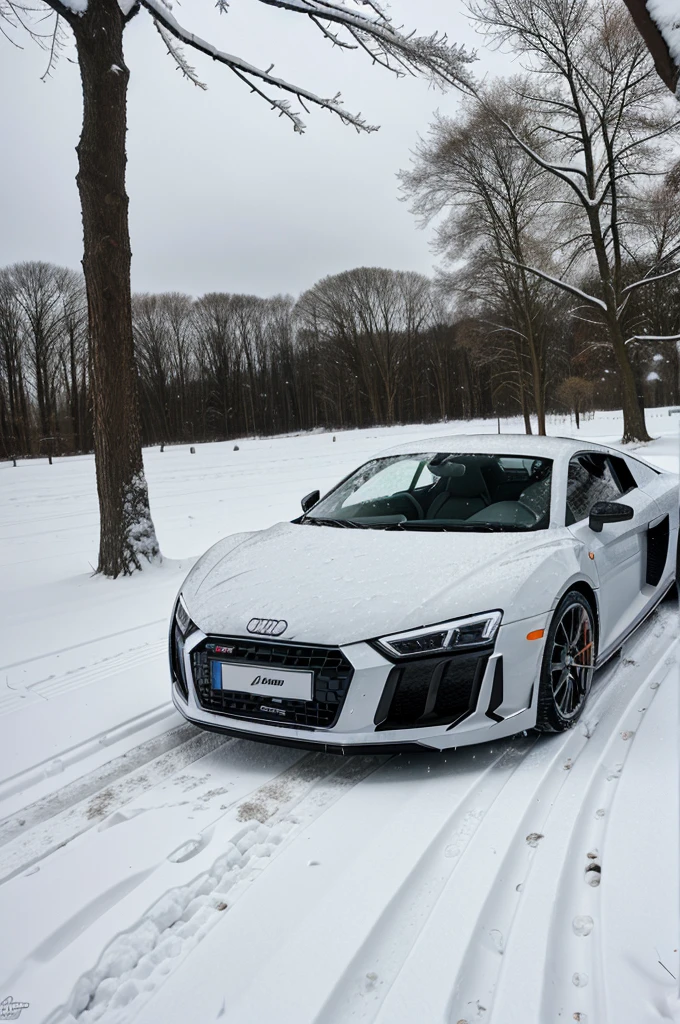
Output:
(0, 409), (678, 1024)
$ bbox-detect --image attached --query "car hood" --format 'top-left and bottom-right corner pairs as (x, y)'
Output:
(181, 521), (574, 646)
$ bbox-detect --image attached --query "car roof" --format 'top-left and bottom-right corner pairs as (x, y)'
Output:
(378, 433), (611, 459)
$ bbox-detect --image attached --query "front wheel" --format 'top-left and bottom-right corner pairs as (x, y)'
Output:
(535, 591), (596, 733)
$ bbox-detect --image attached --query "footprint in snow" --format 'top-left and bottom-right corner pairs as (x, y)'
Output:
(585, 851), (601, 886)
(572, 915), (594, 936)
(526, 832), (544, 847)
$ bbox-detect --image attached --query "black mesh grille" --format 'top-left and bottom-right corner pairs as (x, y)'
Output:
(170, 625), (189, 700)
(191, 637), (354, 730)
(375, 649), (490, 730)
(646, 515), (669, 587)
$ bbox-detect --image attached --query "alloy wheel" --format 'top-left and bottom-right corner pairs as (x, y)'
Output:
(549, 601), (594, 719)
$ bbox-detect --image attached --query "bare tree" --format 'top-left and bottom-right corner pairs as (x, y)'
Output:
(1, 0), (473, 575)
(298, 267), (435, 424)
(556, 375), (595, 427)
(469, 0), (680, 442)
(0, 271), (30, 456)
(400, 87), (570, 435)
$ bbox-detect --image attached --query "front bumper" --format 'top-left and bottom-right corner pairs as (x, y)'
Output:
(171, 616), (550, 753)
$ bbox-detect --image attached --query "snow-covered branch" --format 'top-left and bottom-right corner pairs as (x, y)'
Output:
(138, 0), (475, 133)
(625, 332), (680, 345)
(153, 20), (207, 89)
(492, 113), (592, 206)
(512, 262), (608, 311)
(256, 0), (475, 88)
(621, 263), (680, 295)
(141, 0), (384, 132)
(623, 0), (680, 95)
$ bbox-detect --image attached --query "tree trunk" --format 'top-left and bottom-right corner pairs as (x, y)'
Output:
(607, 316), (652, 444)
(73, 0), (159, 576)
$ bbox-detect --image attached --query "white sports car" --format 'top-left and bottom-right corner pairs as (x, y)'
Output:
(170, 435), (678, 753)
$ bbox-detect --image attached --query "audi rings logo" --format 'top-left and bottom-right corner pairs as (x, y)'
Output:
(247, 617), (288, 637)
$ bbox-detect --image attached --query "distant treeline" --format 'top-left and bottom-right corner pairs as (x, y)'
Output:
(0, 261), (677, 458)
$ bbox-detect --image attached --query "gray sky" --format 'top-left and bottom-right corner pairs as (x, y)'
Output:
(1, 1), (514, 298)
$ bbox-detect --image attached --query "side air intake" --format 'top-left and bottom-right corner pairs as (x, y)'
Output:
(646, 515), (669, 587)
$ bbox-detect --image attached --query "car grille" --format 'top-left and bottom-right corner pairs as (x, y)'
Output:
(190, 637), (354, 730)
(374, 648), (491, 730)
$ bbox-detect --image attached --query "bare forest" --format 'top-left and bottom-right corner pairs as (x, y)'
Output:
(1, 256), (678, 460)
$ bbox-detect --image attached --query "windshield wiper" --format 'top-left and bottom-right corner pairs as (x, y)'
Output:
(303, 517), (366, 529)
(397, 522), (506, 532)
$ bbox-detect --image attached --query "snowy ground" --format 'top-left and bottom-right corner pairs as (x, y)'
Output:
(0, 409), (678, 1024)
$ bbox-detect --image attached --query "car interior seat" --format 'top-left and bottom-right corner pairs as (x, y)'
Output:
(426, 461), (491, 520)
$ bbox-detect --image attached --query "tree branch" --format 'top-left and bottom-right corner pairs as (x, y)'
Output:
(625, 332), (680, 345)
(154, 19), (207, 89)
(255, 0), (475, 88)
(30, 0), (78, 29)
(622, 0), (679, 94)
(621, 264), (680, 296)
(141, 0), (380, 133)
(511, 262), (608, 310)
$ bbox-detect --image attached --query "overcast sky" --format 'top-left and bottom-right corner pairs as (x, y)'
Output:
(1, 1), (515, 298)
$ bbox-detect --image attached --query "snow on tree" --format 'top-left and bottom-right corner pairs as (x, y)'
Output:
(624, 0), (680, 95)
(0, 0), (474, 577)
(469, 0), (680, 444)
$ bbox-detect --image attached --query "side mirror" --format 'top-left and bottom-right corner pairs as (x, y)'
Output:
(301, 489), (320, 514)
(589, 501), (634, 533)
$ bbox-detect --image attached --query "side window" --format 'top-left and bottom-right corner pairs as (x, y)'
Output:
(608, 455), (637, 494)
(566, 454), (623, 525)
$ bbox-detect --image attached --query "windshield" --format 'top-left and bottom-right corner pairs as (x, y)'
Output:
(304, 453), (553, 531)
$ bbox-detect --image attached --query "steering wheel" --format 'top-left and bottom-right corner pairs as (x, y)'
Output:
(394, 491), (424, 520)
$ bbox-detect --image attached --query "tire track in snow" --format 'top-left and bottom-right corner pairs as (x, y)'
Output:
(316, 608), (677, 1024)
(0, 722), (204, 848)
(535, 641), (678, 1024)
(45, 753), (388, 1024)
(0, 728), (230, 885)
(0, 702), (177, 805)
(0, 618), (167, 674)
(304, 739), (534, 1024)
(316, 725), (590, 1024)
(452, 614), (678, 1024)
(0, 639), (167, 717)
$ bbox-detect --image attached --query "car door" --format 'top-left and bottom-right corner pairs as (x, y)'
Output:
(623, 454), (679, 593)
(565, 452), (659, 654)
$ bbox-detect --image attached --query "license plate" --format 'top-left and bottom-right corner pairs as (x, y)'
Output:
(213, 661), (314, 701)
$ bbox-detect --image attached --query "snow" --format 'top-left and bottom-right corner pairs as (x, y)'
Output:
(60, 0), (88, 13)
(647, 0), (680, 84)
(0, 408), (678, 1024)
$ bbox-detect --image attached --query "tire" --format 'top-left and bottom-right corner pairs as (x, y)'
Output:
(535, 591), (596, 733)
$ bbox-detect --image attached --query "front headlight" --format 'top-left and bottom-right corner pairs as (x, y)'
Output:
(174, 594), (197, 638)
(376, 611), (502, 659)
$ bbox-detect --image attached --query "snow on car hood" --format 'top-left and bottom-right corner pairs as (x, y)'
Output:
(181, 521), (575, 646)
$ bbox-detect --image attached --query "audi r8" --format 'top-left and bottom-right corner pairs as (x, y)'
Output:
(170, 435), (678, 752)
